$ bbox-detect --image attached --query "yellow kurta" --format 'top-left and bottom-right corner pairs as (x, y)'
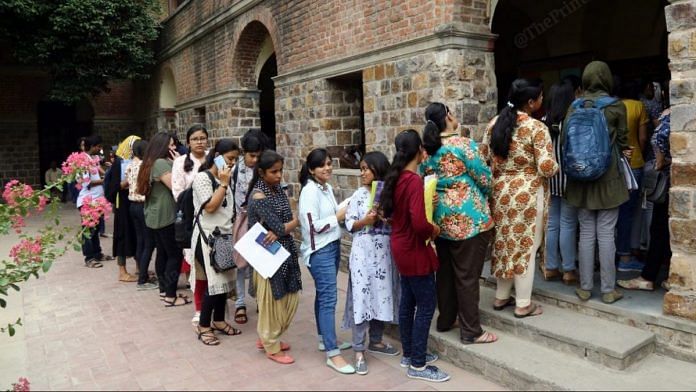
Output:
(480, 112), (558, 279)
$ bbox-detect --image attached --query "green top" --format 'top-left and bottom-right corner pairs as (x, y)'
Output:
(145, 158), (175, 229)
(561, 61), (630, 210)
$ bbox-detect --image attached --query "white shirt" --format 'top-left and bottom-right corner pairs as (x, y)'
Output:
(171, 154), (204, 201)
(76, 154), (104, 208)
(299, 179), (341, 266)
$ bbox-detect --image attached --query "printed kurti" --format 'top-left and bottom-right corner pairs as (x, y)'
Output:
(480, 112), (558, 279)
(341, 187), (399, 327)
(420, 134), (493, 241)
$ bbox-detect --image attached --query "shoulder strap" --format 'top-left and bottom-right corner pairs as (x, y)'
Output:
(195, 171), (218, 245)
(595, 96), (619, 110)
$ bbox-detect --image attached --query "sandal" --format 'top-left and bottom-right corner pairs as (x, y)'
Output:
(617, 278), (654, 291)
(196, 326), (220, 346)
(211, 322), (242, 336)
(119, 274), (138, 283)
(463, 330), (498, 345)
(493, 297), (515, 311)
(234, 306), (248, 324)
(85, 260), (103, 268)
(163, 296), (191, 307)
(514, 303), (543, 319)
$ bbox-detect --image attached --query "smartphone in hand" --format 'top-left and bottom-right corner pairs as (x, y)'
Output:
(255, 232), (281, 255)
(214, 155), (227, 171)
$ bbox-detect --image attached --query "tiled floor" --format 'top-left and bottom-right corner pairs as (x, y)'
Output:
(0, 204), (504, 391)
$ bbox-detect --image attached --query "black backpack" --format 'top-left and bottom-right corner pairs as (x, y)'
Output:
(174, 170), (234, 248)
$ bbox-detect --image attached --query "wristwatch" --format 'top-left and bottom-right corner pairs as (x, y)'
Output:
(220, 184), (228, 189)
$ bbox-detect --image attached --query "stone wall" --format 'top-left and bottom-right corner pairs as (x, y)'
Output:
(0, 121), (40, 187)
(663, 0), (696, 320)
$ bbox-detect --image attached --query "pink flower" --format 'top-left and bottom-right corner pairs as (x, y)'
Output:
(12, 377), (30, 392)
(9, 237), (43, 264)
(12, 216), (25, 233)
(61, 152), (100, 183)
(3, 180), (35, 206)
(37, 196), (49, 212)
(79, 196), (112, 228)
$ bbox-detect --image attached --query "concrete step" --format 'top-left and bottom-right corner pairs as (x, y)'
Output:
(428, 325), (696, 391)
(478, 286), (655, 370)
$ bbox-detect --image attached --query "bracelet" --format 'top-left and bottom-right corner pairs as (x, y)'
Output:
(220, 184), (228, 189)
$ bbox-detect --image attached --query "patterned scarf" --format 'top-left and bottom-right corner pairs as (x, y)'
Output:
(255, 179), (292, 230)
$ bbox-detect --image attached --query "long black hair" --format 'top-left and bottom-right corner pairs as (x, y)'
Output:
(380, 130), (422, 218)
(132, 140), (147, 160)
(544, 81), (575, 134)
(245, 150), (285, 204)
(361, 151), (390, 181)
(183, 124), (208, 172)
(423, 102), (449, 156)
(299, 148), (331, 187)
(199, 138), (239, 172)
(490, 78), (542, 159)
(241, 128), (269, 153)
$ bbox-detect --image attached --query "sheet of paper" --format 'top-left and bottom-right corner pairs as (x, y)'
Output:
(233, 222), (290, 279)
(424, 174), (438, 224)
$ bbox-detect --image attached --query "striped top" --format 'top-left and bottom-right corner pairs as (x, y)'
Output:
(549, 123), (565, 197)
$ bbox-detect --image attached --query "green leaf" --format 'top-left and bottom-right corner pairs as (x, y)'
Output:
(9, 284), (19, 291)
(8, 325), (15, 336)
(42, 260), (52, 273)
(0, 298), (5, 308)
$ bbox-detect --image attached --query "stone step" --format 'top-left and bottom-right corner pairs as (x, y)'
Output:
(478, 286), (656, 370)
(428, 325), (696, 391)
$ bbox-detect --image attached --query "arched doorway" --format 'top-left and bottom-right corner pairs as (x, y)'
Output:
(258, 53), (277, 149)
(158, 67), (178, 134)
(37, 100), (93, 185)
(492, 0), (669, 109)
(233, 21), (277, 147)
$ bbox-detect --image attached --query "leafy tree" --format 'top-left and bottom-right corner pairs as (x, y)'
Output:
(0, 0), (161, 103)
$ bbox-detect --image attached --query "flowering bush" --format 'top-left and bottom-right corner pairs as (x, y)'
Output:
(1, 151), (106, 338)
(79, 195), (112, 228)
(12, 377), (30, 392)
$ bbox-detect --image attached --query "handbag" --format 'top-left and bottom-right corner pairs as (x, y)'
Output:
(618, 154), (639, 191)
(642, 160), (669, 204)
(197, 214), (237, 273)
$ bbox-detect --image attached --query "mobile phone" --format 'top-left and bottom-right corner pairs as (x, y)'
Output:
(255, 232), (281, 255)
(214, 155), (226, 170)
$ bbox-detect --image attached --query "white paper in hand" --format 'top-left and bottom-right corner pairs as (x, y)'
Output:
(233, 223), (290, 279)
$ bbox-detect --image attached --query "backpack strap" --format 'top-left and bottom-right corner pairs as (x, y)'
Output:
(595, 96), (619, 110)
(571, 96), (618, 110)
(195, 171), (219, 246)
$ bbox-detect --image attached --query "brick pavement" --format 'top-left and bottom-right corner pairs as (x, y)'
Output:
(0, 204), (504, 391)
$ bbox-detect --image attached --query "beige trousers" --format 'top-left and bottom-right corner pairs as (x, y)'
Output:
(496, 188), (545, 308)
(255, 271), (299, 354)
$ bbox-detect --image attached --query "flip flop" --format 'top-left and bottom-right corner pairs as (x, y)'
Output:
(463, 330), (498, 345)
(514, 303), (543, 319)
(163, 296), (191, 307)
(493, 297), (516, 311)
(234, 306), (248, 324)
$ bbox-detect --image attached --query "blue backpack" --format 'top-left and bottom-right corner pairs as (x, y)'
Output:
(562, 96), (618, 181)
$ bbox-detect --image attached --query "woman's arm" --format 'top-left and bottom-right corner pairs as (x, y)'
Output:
(533, 123), (559, 178)
(298, 186), (339, 233)
(462, 141), (492, 196)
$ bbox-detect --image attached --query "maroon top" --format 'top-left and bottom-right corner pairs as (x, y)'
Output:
(389, 170), (438, 276)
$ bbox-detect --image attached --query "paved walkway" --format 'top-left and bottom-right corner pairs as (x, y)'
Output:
(0, 204), (504, 391)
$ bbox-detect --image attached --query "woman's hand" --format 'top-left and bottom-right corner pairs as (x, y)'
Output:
(263, 230), (278, 245)
(431, 224), (441, 240)
(120, 180), (128, 189)
(169, 148), (180, 161)
(432, 192), (439, 206)
(363, 210), (378, 226)
(622, 147), (634, 160)
(218, 165), (232, 186)
(336, 205), (348, 222)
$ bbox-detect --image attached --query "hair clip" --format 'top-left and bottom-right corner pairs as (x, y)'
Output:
(507, 101), (515, 109)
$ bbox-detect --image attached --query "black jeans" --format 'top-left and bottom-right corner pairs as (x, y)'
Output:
(130, 203), (155, 284)
(153, 224), (183, 297)
(399, 273), (436, 368)
(642, 195), (672, 282)
(199, 285), (227, 328)
(80, 206), (102, 263)
(435, 230), (492, 341)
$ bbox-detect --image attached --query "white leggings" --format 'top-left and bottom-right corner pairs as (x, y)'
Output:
(495, 188), (545, 308)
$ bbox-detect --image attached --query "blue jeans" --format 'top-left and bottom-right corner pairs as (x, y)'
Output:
(308, 240), (341, 358)
(616, 168), (644, 256)
(399, 273), (436, 368)
(545, 195), (578, 272)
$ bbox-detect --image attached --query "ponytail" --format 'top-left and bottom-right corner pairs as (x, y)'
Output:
(380, 129), (422, 218)
(183, 152), (194, 172)
(490, 78), (542, 159)
(423, 102), (448, 156)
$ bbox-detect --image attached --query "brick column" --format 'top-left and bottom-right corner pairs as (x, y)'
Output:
(664, 0), (696, 320)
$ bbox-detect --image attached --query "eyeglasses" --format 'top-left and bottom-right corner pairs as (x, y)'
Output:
(190, 137), (208, 143)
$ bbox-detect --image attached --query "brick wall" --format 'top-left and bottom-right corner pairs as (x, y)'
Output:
(662, 0), (696, 320)
(0, 121), (40, 186)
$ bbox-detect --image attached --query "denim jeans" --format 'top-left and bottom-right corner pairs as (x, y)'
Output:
(545, 195), (578, 272)
(616, 168), (644, 256)
(308, 240), (341, 358)
(578, 208), (619, 293)
(399, 273), (436, 368)
(235, 265), (250, 308)
(129, 203), (155, 284)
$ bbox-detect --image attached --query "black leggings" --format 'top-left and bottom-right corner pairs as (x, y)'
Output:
(153, 224), (183, 297)
(130, 203), (155, 284)
(200, 286), (227, 328)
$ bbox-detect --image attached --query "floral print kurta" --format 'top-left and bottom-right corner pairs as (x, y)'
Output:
(341, 187), (399, 327)
(480, 112), (558, 279)
(421, 134), (493, 240)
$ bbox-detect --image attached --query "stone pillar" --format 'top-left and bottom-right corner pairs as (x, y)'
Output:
(664, 0), (696, 320)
